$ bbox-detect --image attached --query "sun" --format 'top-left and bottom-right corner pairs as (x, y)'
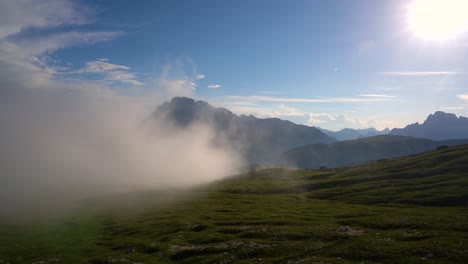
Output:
(408, 0), (468, 41)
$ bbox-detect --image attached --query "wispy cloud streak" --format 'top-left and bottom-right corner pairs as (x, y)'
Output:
(208, 84), (222, 89)
(227, 95), (393, 103)
(71, 59), (143, 86)
(359, 94), (396, 98)
(73, 59), (130, 73)
(377, 71), (463, 76)
(0, 0), (91, 39)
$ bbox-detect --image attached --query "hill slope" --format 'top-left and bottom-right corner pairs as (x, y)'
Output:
(151, 97), (336, 163)
(1, 145), (468, 263)
(390, 111), (468, 140)
(281, 135), (468, 169)
(319, 127), (390, 141)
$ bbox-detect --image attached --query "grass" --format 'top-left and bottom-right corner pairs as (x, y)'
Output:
(1, 145), (468, 263)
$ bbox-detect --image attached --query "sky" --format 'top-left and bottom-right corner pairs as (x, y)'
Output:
(1, 0), (468, 130)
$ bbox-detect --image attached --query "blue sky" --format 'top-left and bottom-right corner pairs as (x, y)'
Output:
(1, 0), (468, 130)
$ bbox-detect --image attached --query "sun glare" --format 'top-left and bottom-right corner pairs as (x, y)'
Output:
(408, 0), (468, 41)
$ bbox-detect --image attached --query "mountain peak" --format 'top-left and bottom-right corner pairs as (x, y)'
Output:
(318, 127), (390, 141)
(425, 111), (458, 124)
(151, 97), (336, 162)
(171, 96), (194, 104)
(390, 111), (468, 140)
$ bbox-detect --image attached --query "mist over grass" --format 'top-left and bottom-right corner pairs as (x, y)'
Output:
(0, 1), (246, 218)
(0, 73), (243, 218)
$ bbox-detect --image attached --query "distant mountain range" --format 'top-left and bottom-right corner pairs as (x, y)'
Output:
(390, 111), (468, 140)
(151, 97), (336, 163)
(281, 135), (468, 169)
(317, 111), (468, 142)
(319, 127), (390, 141)
(150, 97), (468, 166)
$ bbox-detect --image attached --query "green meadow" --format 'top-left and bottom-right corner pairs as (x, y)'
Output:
(1, 145), (467, 264)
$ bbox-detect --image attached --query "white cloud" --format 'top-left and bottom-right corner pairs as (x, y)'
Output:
(257, 91), (286, 94)
(208, 84), (222, 89)
(120, 79), (144, 86)
(196, 74), (205, 80)
(308, 113), (342, 125)
(377, 71), (463, 76)
(105, 71), (143, 85)
(0, 57), (242, 216)
(271, 104), (307, 117)
(0, 42), (56, 87)
(0, 0), (90, 39)
(223, 106), (274, 118)
(0, 2), (245, 213)
(211, 101), (256, 107)
(307, 113), (399, 130)
(0, 0), (126, 88)
(13, 31), (123, 55)
(257, 105), (336, 123)
(212, 101), (287, 119)
(157, 79), (195, 98)
(213, 99), (401, 130)
(149, 64), (202, 98)
(72, 59), (143, 86)
(439, 106), (465, 110)
(457, 94), (468, 102)
(74, 60), (130, 73)
(189, 82), (198, 89)
(227, 95), (393, 103)
(359, 94), (396, 98)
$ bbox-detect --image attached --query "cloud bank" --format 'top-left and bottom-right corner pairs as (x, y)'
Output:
(0, 79), (242, 216)
(0, 0), (242, 217)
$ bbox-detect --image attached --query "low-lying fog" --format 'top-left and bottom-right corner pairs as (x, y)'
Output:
(0, 62), (243, 217)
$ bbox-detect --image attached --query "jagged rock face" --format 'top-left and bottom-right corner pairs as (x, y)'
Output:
(151, 97), (337, 163)
(390, 111), (468, 140)
(153, 97), (224, 127)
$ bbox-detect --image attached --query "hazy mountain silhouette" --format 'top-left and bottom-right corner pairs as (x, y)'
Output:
(281, 135), (468, 169)
(319, 127), (390, 141)
(390, 111), (468, 140)
(151, 97), (336, 163)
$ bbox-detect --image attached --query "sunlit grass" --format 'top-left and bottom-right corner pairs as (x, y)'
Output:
(1, 145), (467, 263)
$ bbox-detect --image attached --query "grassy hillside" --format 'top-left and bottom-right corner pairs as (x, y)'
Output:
(282, 135), (468, 169)
(1, 145), (468, 263)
